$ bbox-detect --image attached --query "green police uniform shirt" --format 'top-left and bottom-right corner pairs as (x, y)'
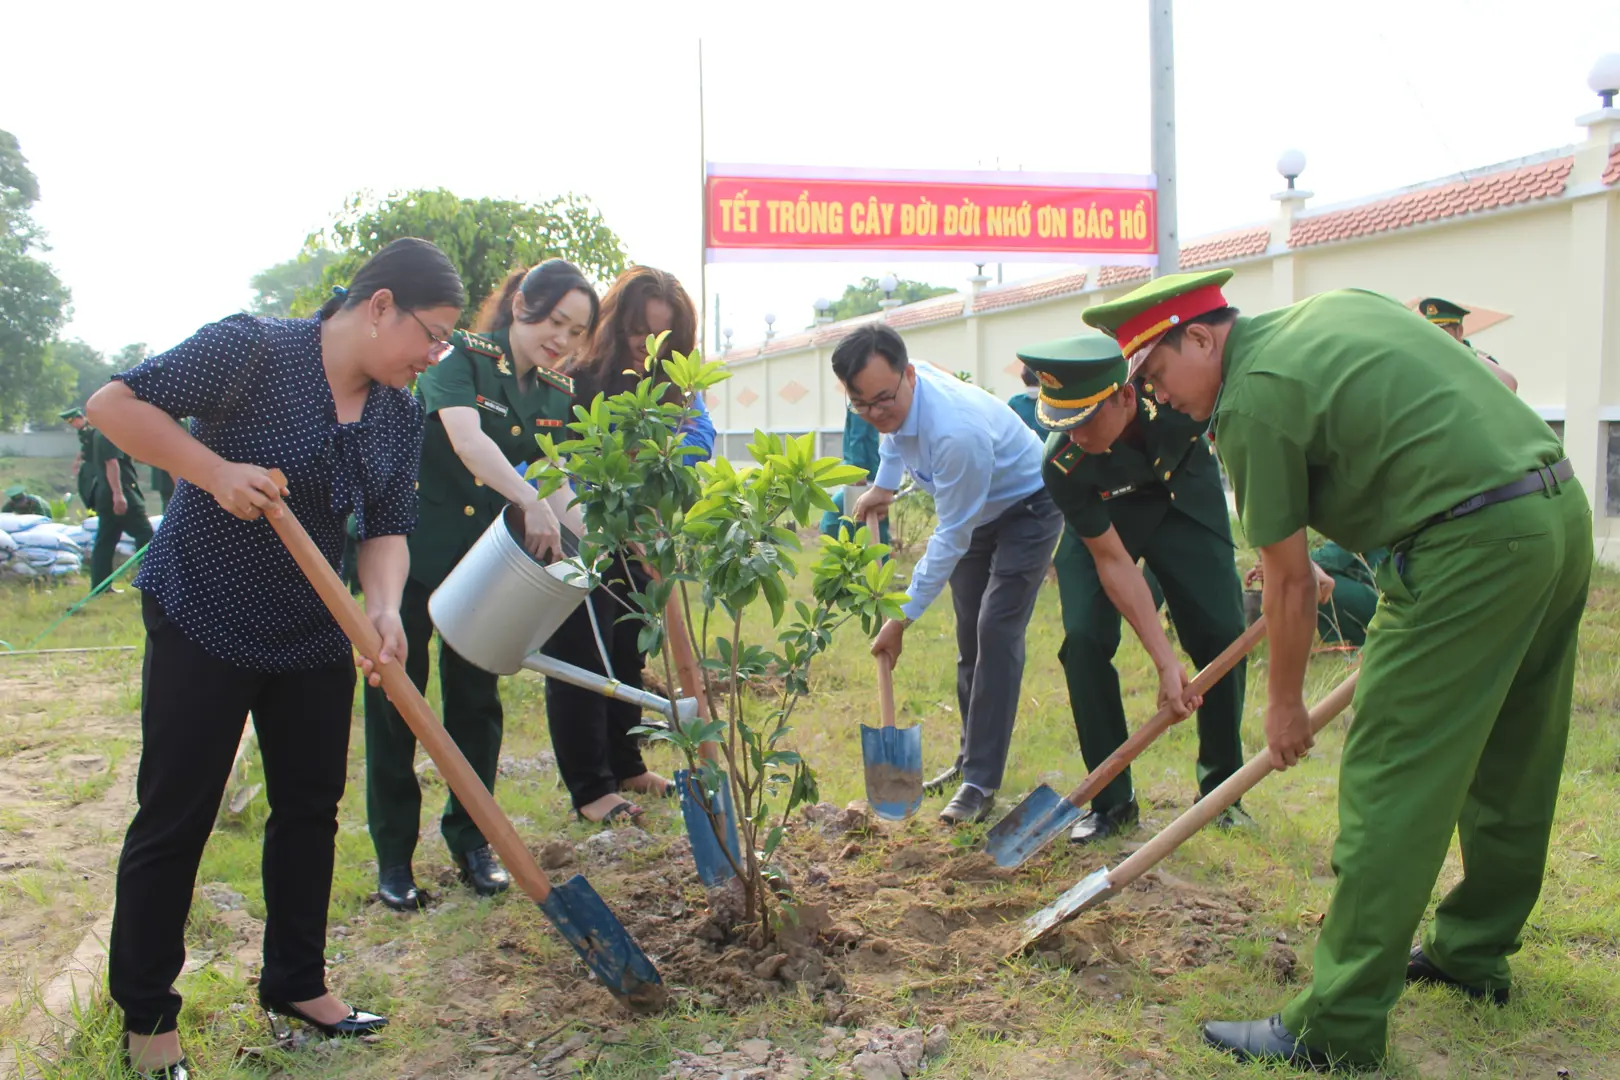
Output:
(1211, 289), (1563, 552)
(89, 429), (144, 513)
(1043, 393), (1230, 550)
(408, 328), (575, 589)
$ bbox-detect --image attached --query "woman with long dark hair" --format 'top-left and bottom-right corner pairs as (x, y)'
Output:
(546, 266), (713, 823)
(87, 238), (465, 1077)
(364, 259), (598, 911)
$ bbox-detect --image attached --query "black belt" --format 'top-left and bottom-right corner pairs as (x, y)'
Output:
(1422, 458), (1573, 529)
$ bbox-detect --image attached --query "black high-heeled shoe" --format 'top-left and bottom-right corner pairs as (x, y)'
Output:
(259, 995), (388, 1040)
(123, 1034), (189, 1079)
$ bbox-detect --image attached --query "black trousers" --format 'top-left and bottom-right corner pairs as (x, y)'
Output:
(543, 563), (650, 808)
(109, 593), (353, 1036)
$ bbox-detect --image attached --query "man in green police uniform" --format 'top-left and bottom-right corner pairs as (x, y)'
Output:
(1018, 332), (1268, 842)
(61, 407), (98, 509)
(1087, 269), (1589, 1069)
(88, 425), (153, 588)
(1419, 296), (1519, 393)
(364, 325), (581, 911)
(3, 484), (51, 518)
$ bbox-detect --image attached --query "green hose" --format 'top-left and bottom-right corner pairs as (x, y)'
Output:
(14, 542), (150, 652)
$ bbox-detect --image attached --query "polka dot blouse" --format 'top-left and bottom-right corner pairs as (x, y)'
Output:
(116, 314), (422, 672)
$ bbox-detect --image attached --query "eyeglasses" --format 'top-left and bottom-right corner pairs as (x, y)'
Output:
(846, 366), (907, 415)
(405, 309), (452, 360)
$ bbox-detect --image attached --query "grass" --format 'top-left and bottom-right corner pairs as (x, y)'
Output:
(0, 457), (79, 505)
(1, 536), (1618, 1079)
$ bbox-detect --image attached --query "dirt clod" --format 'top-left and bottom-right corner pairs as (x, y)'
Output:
(538, 840), (574, 870)
(1263, 942), (1299, 982)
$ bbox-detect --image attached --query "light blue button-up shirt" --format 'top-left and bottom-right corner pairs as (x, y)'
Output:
(872, 364), (1046, 621)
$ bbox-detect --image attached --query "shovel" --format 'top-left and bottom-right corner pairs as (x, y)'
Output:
(860, 513), (923, 820)
(661, 590), (742, 888)
(1013, 668), (1360, 955)
(262, 471), (666, 1012)
(985, 616), (1267, 868)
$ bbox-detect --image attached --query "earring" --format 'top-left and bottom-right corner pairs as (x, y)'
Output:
(371, 325), (378, 339)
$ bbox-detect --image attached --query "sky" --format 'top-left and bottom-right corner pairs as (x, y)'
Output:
(4, 0), (1616, 359)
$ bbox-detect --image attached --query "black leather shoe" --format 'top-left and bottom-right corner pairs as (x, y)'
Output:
(1213, 802), (1257, 830)
(377, 864), (427, 912)
(452, 844), (511, 896)
(923, 763), (962, 796)
(1068, 800), (1140, 845)
(260, 995), (388, 1039)
(1202, 1014), (1335, 1070)
(938, 784), (995, 825)
(1406, 945), (1509, 1005)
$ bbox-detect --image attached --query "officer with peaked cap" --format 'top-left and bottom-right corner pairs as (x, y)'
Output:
(1418, 297), (1519, 393)
(1018, 331), (1278, 843)
(1084, 269), (1588, 1070)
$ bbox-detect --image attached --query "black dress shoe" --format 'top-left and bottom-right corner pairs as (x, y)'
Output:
(1068, 800), (1140, 845)
(260, 995), (389, 1039)
(1406, 945), (1509, 1005)
(1202, 1014), (1336, 1070)
(452, 844), (511, 896)
(923, 763), (962, 796)
(377, 864), (427, 912)
(938, 784), (995, 825)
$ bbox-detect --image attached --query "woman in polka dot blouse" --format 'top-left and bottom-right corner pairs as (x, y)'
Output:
(85, 238), (465, 1078)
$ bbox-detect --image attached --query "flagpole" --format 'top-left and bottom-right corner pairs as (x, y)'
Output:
(698, 37), (710, 355)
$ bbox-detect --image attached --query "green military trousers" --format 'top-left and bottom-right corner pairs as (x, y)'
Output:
(89, 501), (153, 589)
(363, 577), (505, 868)
(1053, 508), (1247, 812)
(1317, 575), (1378, 646)
(1281, 480), (1592, 1064)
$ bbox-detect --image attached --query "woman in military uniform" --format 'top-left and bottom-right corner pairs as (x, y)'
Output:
(550, 266), (713, 824)
(364, 259), (598, 912)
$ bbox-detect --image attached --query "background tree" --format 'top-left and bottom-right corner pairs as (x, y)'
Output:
(0, 130), (73, 430)
(294, 189), (628, 321)
(825, 275), (952, 321)
(52, 339), (114, 409)
(249, 249), (335, 316)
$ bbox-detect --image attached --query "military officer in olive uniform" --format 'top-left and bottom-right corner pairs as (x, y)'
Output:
(364, 260), (596, 913)
(1019, 333), (1261, 843)
(88, 425), (153, 588)
(61, 407), (98, 509)
(1419, 297), (1519, 394)
(1090, 269), (1587, 1070)
(3, 484), (51, 518)
(149, 464), (175, 510)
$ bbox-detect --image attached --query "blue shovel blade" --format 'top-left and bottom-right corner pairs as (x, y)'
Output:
(538, 874), (667, 1012)
(860, 724), (924, 821)
(984, 784), (1084, 868)
(676, 768), (741, 888)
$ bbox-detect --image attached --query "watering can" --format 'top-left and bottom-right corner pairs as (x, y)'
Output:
(428, 506), (698, 724)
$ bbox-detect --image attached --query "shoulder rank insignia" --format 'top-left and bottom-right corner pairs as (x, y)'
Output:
(537, 367), (575, 395)
(1050, 442), (1084, 476)
(451, 329), (503, 360)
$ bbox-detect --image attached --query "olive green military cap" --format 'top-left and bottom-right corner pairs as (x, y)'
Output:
(1418, 297), (1468, 326)
(1014, 332), (1127, 431)
(4, 484), (25, 499)
(58, 406), (85, 420)
(1082, 268), (1235, 377)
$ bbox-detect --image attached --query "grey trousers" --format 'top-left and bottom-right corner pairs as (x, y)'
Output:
(943, 490), (1064, 791)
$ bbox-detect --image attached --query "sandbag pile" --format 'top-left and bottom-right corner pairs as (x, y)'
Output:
(68, 515), (163, 563)
(0, 513), (83, 579)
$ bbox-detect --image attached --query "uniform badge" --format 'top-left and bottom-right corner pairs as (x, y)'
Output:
(475, 395), (509, 416)
(1424, 303), (1438, 316)
(495, 354), (512, 376)
(1099, 484), (1137, 501)
(1037, 371), (1064, 390)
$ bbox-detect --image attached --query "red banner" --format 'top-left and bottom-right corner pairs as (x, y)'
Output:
(704, 164), (1157, 264)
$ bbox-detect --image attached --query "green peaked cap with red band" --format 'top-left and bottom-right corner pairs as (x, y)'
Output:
(1015, 332), (1127, 432)
(1081, 268), (1235, 377)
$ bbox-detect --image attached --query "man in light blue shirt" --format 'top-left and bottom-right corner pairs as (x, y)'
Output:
(837, 324), (1063, 824)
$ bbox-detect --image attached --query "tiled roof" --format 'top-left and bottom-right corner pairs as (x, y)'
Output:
(1180, 226), (1272, 268)
(886, 294), (965, 328)
(1289, 156), (1573, 248)
(971, 270), (1089, 313)
(1604, 143), (1620, 187)
(1096, 265), (1152, 288)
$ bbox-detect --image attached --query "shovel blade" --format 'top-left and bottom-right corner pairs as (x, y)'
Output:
(677, 768), (741, 888)
(1012, 867), (1117, 955)
(860, 723), (924, 821)
(539, 875), (667, 1012)
(983, 784), (1083, 868)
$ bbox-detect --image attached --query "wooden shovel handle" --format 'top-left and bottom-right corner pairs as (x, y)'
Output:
(1061, 615), (1267, 810)
(866, 511), (898, 730)
(263, 470), (552, 902)
(661, 596), (720, 763)
(1106, 669), (1360, 891)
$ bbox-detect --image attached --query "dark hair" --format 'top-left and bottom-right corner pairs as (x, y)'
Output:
(1020, 364), (1040, 387)
(318, 237), (466, 320)
(830, 323), (909, 385)
(567, 266), (696, 402)
(1156, 306), (1239, 351)
(476, 259), (600, 334)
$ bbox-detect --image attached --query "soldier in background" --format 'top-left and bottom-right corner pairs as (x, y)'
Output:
(1419, 298), (1518, 394)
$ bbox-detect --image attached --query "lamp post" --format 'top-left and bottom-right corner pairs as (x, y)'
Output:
(1271, 148), (1313, 204)
(813, 297), (833, 326)
(877, 273), (901, 311)
(722, 326), (733, 353)
(1590, 53), (1620, 110)
(764, 313), (776, 343)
